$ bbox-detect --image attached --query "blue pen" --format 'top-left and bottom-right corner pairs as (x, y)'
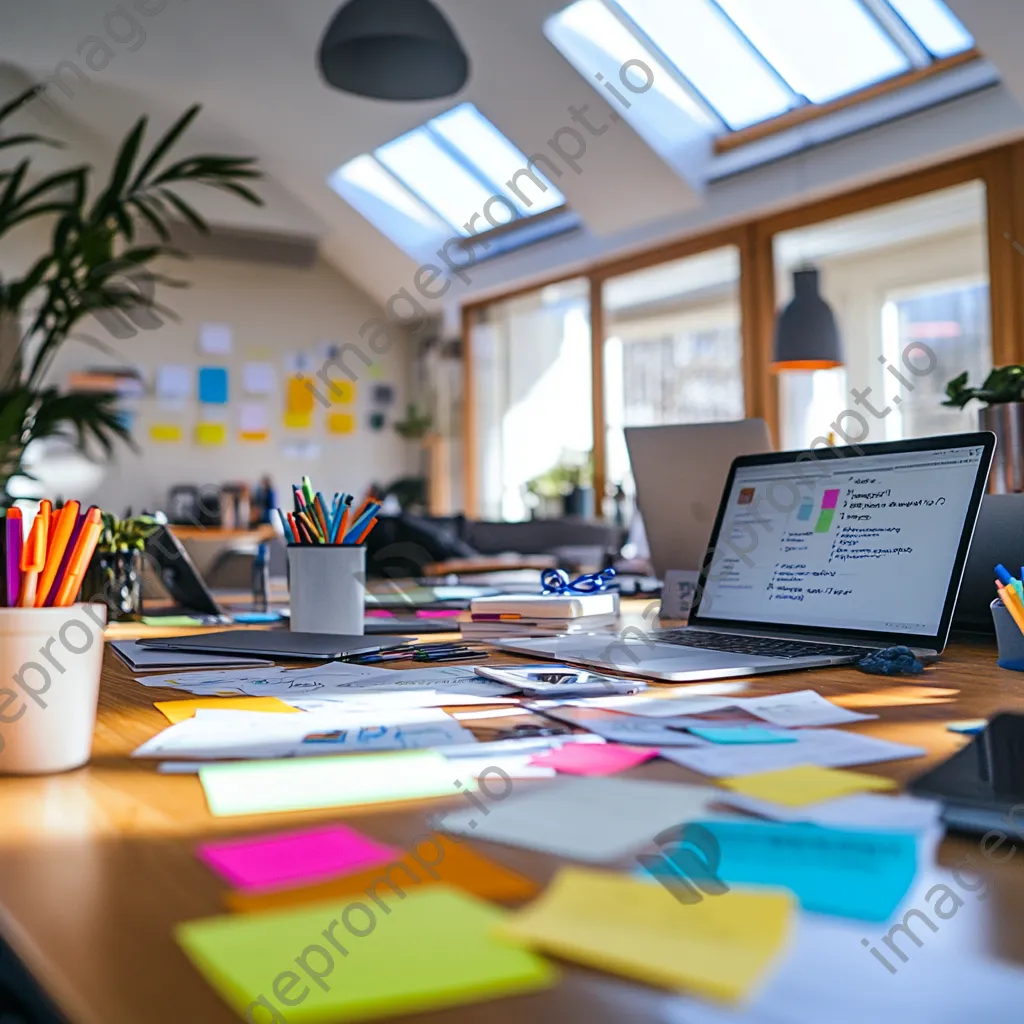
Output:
(344, 503), (381, 544)
(995, 564), (1015, 588)
(276, 508), (295, 544)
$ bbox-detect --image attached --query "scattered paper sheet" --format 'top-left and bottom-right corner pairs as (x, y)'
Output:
(496, 867), (793, 1003)
(528, 744), (658, 776)
(721, 765), (897, 806)
(619, 690), (876, 727)
(225, 833), (540, 914)
(176, 888), (555, 1020)
(717, 792), (943, 833)
(199, 749), (462, 816)
(154, 696), (299, 724)
(439, 777), (737, 863)
(135, 707), (474, 760)
(661, 730), (924, 778)
(198, 824), (401, 894)
(664, 820), (918, 921)
(541, 708), (709, 747)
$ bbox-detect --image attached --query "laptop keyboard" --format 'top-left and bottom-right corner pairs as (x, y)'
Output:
(650, 629), (873, 661)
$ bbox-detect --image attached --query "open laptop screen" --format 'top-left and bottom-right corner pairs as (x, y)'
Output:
(691, 434), (994, 649)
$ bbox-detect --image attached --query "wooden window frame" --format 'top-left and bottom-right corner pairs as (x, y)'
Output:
(461, 139), (1024, 519)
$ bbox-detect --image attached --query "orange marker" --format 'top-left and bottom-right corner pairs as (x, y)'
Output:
(35, 500), (80, 606)
(37, 500), (52, 547)
(52, 507), (103, 607)
(997, 581), (1024, 634)
(334, 503), (351, 545)
(354, 516), (378, 545)
(18, 512), (49, 608)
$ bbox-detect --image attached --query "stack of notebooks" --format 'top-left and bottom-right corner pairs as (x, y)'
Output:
(460, 591), (619, 639)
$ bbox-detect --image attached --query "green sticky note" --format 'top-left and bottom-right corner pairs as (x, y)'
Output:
(141, 615), (205, 627)
(176, 886), (556, 1023)
(199, 750), (458, 817)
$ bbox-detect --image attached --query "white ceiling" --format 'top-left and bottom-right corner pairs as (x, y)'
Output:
(1, 0), (1023, 316)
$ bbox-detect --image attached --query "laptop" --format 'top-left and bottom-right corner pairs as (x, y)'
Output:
(951, 493), (1024, 636)
(498, 433), (995, 682)
(625, 419), (772, 578)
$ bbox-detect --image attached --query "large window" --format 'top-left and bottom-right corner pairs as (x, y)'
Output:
(603, 247), (744, 495)
(471, 280), (593, 521)
(773, 182), (990, 449)
(329, 103), (570, 261)
(546, 0), (976, 163)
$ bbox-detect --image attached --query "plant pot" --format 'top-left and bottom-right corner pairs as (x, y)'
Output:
(980, 403), (1024, 493)
(563, 486), (595, 519)
(82, 550), (144, 622)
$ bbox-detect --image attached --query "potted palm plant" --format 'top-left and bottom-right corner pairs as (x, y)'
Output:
(944, 366), (1024, 492)
(0, 86), (263, 503)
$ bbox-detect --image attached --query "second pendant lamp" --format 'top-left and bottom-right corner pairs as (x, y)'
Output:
(773, 267), (844, 372)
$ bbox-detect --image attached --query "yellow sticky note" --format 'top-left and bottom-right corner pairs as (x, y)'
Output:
(154, 696), (300, 724)
(176, 887), (555, 1020)
(149, 423), (182, 443)
(328, 380), (356, 404)
(283, 411), (312, 430)
(722, 765), (897, 808)
(497, 868), (791, 1003)
(328, 412), (355, 435)
(195, 422), (227, 447)
(286, 376), (315, 415)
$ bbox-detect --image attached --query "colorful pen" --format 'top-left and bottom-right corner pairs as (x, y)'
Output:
(4, 509), (22, 607)
(35, 500), (79, 606)
(52, 507), (103, 607)
(18, 512), (48, 608)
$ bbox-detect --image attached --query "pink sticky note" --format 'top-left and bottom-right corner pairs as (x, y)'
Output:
(529, 744), (659, 776)
(197, 824), (401, 893)
(822, 489), (841, 510)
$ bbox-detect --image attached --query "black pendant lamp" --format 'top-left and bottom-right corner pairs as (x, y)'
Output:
(318, 0), (469, 101)
(772, 267), (844, 372)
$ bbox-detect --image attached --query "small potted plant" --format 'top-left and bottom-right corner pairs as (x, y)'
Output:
(944, 366), (1024, 492)
(82, 513), (160, 621)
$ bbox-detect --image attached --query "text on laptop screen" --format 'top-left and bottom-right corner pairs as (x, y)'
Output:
(695, 445), (987, 635)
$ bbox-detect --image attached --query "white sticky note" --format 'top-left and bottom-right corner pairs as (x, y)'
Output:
(199, 322), (233, 355)
(239, 402), (269, 435)
(242, 362), (276, 395)
(155, 364), (192, 400)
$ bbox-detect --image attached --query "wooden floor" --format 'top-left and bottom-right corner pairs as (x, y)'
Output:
(1, 620), (1023, 1023)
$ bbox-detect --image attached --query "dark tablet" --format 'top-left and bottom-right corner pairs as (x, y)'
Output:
(137, 631), (412, 661)
(909, 713), (1024, 836)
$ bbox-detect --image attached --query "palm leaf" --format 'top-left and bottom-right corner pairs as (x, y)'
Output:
(129, 104), (200, 191)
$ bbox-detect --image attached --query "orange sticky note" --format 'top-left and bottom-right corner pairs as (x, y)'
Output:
(286, 376), (315, 415)
(224, 833), (539, 913)
(154, 696), (300, 724)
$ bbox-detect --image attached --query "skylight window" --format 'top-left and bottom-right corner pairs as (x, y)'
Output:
(547, 0), (978, 153)
(329, 103), (568, 260)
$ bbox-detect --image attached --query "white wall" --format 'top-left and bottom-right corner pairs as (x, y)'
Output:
(2, 223), (415, 513)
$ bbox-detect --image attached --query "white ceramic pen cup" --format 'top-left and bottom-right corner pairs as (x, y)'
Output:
(0, 604), (108, 775)
(287, 544), (366, 635)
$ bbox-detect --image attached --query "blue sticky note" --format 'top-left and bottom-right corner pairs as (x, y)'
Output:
(686, 821), (919, 921)
(198, 367), (229, 405)
(687, 727), (796, 745)
(232, 611), (283, 624)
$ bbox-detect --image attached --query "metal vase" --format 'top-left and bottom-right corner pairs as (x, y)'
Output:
(980, 403), (1024, 493)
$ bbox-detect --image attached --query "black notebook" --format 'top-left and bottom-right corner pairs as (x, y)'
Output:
(137, 631), (412, 661)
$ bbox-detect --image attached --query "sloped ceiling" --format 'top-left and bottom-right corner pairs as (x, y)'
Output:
(2, 0), (1024, 314)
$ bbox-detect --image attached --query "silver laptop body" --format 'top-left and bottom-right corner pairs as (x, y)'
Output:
(498, 433), (995, 682)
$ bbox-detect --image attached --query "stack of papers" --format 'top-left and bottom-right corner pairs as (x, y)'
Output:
(177, 888), (555, 1020)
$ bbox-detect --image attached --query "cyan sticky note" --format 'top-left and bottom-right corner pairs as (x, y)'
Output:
(198, 367), (229, 405)
(683, 821), (919, 921)
(687, 727), (797, 745)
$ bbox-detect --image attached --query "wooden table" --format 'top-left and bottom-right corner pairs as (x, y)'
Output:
(2, 612), (1024, 1023)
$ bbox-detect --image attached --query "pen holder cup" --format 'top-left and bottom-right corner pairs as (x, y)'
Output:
(991, 599), (1024, 670)
(287, 544), (366, 635)
(0, 604), (107, 775)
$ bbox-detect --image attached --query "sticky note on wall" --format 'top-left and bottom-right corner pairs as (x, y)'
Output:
(196, 422), (227, 447)
(198, 367), (229, 405)
(149, 423), (183, 443)
(239, 403), (269, 443)
(328, 413), (355, 436)
(328, 380), (356, 404)
(286, 376), (315, 415)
